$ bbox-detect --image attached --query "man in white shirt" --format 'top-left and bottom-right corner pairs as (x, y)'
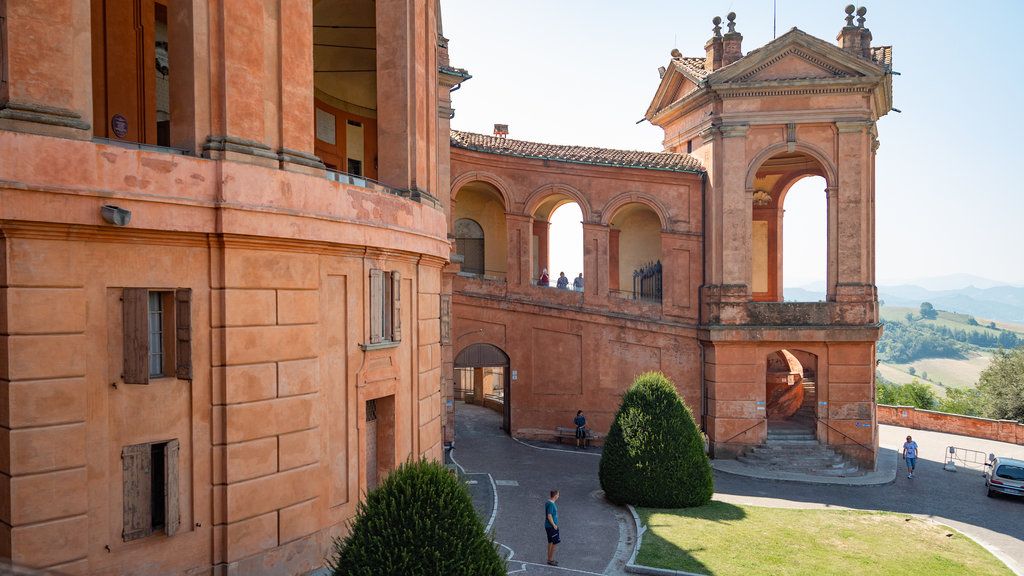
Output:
(902, 435), (919, 479)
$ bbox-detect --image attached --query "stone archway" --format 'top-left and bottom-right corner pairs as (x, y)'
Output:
(455, 343), (512, 434)
(765, 349), (818, 433)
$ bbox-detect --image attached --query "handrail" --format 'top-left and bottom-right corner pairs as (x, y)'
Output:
(722, 418), (766, 444)
(815, 417), (874, 455)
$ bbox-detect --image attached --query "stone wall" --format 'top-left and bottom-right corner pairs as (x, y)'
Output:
(878, 405), (1024, 446)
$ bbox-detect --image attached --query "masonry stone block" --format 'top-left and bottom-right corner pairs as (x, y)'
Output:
(223, 325), (317, 365)
(223, 363), (278, 404)
(9, 468), (87, 524)
(226, 465), (318, 521)
(225, 395), (317, 444)
(5, 335), (86, 381)
(221, 290), (277, 327)
(11, 514), (87, 567)
(226, 437), (279, 483)
(277, 290), (319, 325)
(7, 240), (83, 287)
(278, 428), (320, 471)
(9, 424), (86, 475)
(4, 378), (86, 428)
(278, 498), (320, 544)
(224, 251), (318, 290)
(278, 358), (319, 397)
(225, 511), (278, 564)
(5, 288), (86, 334)
(829, 364), (873, 384)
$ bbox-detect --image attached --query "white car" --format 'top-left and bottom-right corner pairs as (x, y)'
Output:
(984, 456), (1024, 499)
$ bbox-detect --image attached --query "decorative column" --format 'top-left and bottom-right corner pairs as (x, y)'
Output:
(582, 222), (609, 299)
(532, 219), (550, 281)
(504, 214), (534, 292)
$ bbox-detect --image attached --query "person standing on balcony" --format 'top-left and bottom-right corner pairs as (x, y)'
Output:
(556, 272), (569, 289)
(538, 269), (549, 286)
(573, 273), (584, 291)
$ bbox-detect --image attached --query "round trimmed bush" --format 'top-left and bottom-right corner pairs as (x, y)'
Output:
(599, 371), (713, 508)
(327, 458), (507, 575)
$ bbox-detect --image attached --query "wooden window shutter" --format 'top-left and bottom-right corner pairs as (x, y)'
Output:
(123, 288), (150, 384)
(164, 439), (180, 536)
(175, 289), (192, 380)
(390, 271), (401, 341)
(369, 269), (383, 343)
(122, 444), (153, 541)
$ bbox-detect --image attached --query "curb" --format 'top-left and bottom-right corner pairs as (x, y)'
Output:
(624, 505), (708, 576)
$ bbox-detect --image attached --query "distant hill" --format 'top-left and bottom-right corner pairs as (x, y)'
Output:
(783, 275), (1024, 324)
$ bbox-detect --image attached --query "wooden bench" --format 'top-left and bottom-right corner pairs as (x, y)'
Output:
(554, 427), (603, 447)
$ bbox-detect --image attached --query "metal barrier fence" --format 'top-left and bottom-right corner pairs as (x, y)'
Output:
(944, 445), (991, 472)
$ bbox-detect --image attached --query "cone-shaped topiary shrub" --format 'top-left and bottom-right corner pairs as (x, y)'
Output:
(599, 371), (713, 508)
(327, 457), (507, 576)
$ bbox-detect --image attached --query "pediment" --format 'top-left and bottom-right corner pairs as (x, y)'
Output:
(710, 27), (885, 85)
(739, 48), (856, 82)
(646, 58), (708, 120)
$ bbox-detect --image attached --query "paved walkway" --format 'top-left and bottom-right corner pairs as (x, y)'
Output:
(452, 402), (1024, 575)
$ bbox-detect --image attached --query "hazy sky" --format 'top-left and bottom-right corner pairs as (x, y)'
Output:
(442, 1), (1024, 288)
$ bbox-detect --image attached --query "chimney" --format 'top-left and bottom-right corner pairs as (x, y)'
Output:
(704, 16), (723, 71)
(721, 12), (743, 66)
(493, 124), (508, 138)
(837, 5), (872, 59)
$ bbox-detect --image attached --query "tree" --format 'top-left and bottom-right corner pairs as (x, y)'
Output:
(876, 379), (938, 410)
(907, 366), (916, 376)
(977, 346), (1024, 423)
(919, 302), (938, 320)
(599, 372), (713, 508)
(905, 312), (914, 322)
(938, 387), (983, 417)
(327, 458), (506, 576)
(967, 316), (979, 326)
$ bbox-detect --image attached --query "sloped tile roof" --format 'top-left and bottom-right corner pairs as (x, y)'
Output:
(672, 56), (711, 80)
(450, 130), (704, 173)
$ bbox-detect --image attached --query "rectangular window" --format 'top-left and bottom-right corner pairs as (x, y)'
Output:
(124, 288), (192, 384)
(368, 269), (401, 345)
(122, 439), (180, 542)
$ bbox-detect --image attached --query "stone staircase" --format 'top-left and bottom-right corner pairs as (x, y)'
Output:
(738, 380), (863, 477)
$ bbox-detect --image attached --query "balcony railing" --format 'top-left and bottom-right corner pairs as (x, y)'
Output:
(632, 261), (662, 303)
(324, 168), (404, 197)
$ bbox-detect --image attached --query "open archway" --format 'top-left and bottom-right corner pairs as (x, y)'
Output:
(455, 343), (511, 433)
(765, 349), (818, 434)
(452, 181), (508, 279)
(609, 202), (663, 301)
(750, 150), (831, 303)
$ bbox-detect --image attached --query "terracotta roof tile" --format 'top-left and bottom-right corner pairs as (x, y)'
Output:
(672, 57), (711, 80)
(450, 130), (704, 173)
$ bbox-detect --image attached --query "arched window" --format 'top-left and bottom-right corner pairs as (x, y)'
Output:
(454, 218), (485, 275)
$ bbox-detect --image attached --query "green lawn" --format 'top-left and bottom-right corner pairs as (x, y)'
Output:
(636, 502), (1012, 576)
(878, 352), (992, 390)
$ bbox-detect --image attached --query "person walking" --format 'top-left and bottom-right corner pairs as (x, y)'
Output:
(545, 489), (560, 566)
(903, 435), (919, 478)
(573, 273), (584, 291)
(574, 410), (587, 448)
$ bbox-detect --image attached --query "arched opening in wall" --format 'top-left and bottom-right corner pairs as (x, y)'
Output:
(454, 343), (511, 434)
(751, 152), (829, 302)
(765, 349), (818, 435)
(609, 203), (662, 301)
(533, 198), (582, 288)
(452, 182), (507, 279)
(314, 0), (378, 179)
(90, 0), (190, 148)
(781, 176), (827, 301)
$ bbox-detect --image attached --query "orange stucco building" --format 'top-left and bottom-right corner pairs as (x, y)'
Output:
(449, 8), (892, 469)
(1, 1), (462, 574)
(2, 2), (893, 574)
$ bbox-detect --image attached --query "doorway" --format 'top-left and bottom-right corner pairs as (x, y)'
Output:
(765, 349), (818, 432)
(454, 343), (511, 434)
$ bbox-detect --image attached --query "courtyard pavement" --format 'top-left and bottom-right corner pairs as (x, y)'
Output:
(451, 402), (1024, 576)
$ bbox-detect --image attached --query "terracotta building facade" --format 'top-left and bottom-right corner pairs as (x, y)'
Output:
(1, 1), (461, 574)
(448, 9), (892, 468)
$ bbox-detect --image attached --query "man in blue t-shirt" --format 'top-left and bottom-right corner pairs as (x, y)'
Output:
(903, 435), (919, 479)
(574, 410), (587, 448)
(545, 489), (560, 566)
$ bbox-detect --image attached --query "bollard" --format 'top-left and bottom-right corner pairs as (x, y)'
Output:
(944, 446), (957, 472)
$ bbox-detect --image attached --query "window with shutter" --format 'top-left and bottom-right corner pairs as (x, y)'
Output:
(122, 439), (180, 542)
(122, 288), (192, 384)
(365, 270), (401, 347)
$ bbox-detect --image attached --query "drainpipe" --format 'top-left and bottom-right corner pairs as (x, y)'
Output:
(698, 171), (708, 434)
